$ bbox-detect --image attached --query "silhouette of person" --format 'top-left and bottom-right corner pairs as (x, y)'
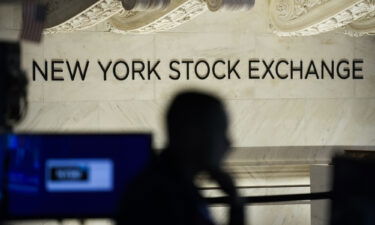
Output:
(117, 91), (245, 225)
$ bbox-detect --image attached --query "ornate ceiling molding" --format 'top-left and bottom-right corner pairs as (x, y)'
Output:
(344, 10), (375, 36)
(43, 0), (375, 36)
(44, 0), (123, 34)
(44, 0), (207, 34)
(270, 0), (375, 36)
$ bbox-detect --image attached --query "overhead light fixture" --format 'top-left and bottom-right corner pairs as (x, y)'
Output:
(121, 0), (255, 11)
(206, 0), (255, 11)
(121, 0), (171, 11)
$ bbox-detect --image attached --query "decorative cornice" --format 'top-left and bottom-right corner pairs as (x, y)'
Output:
(43, 0), (375, 36)
(270, 0), (375, 36)
(44, 0), (207, 34)
(275, 0), (331, 21)
(44, 0), (123, 34)
(344, 8), (375, 36)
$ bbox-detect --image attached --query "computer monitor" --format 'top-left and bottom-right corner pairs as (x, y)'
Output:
(1, 133), (153, 219)
(330, 155), (375, 225)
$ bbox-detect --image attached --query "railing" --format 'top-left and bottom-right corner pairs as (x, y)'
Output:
(206, 192), (331, 205)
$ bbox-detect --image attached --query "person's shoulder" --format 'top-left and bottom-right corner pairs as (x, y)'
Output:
(127, 162), (180, 197)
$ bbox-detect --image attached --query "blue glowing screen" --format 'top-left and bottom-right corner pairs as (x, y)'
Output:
(2, 134), (152, 218)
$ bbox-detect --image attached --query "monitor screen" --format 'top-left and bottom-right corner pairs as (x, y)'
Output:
(2, 133), (152, 219)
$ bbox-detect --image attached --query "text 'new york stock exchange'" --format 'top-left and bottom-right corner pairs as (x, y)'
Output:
(32, 59), (364, 81)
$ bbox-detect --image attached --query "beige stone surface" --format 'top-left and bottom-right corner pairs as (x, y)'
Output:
(310, 165), (332, 225)
(0, 1), (374, 149)
(211, 204), (310, 225)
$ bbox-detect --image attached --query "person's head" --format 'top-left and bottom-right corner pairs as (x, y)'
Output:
(165, 91), (230, 172)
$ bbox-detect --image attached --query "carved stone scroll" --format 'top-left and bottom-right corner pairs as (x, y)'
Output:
(269, 0), (375, 36)
(43, 0), (375, 36)
(44, 0), (123, 34)
(344, 10), (375, 36)
(44, 0), (207, 34)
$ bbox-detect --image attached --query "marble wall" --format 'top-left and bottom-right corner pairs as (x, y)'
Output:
(1, 1), (374, 150)
(310, 165), (332, 225)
